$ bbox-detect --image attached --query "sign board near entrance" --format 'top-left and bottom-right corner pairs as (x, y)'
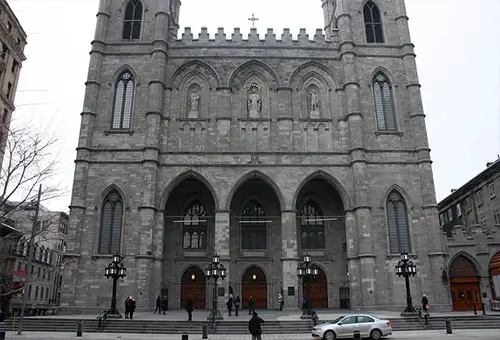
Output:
(287, 287), (295, 296)
(218, 287), (225, 297)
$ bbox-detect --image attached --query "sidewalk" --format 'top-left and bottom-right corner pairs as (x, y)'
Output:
(3, 329), (500, 340)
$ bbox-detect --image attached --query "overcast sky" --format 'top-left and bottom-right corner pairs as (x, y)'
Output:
(8, 0), (500, 211)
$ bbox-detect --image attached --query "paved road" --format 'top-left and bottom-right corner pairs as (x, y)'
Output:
(3, 329), (500, 339)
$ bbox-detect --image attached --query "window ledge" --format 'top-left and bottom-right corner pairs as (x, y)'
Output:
(375, 131), (403, 137)
(299, 118), (332, 123)
(91, 254), (114, 260)
(104, 129), (134, 135)
(176, 118), (209, 122)
(241, 250), (266, 257)
(183, 250), (208, 257)
(386, 253), (417, 260)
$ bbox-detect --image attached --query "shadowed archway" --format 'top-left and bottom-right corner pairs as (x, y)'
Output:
(242, 266), (267, 309)
(449, 254), (482, 311)
(180, 266), (206, 309)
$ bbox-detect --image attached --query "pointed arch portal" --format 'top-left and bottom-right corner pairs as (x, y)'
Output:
(449, 254), (482, 311)
(180, 266), (206, 309)
(242, 266), (267, 309)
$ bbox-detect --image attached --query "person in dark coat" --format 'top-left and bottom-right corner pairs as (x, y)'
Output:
(128, 297), (136, 319)
(124, 296), (131, 318)
(185, 297), (194, 321)
(248, 296), (255, 315)
(421, 294), (429, 311)
(161, 296), (168, 315)
(226, 295), (233, 316)
(248, 312), (264, 340)
(234, 295), (241, 316)
(154, 296), (161, 314)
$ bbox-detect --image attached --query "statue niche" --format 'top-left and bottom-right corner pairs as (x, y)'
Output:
(187, 83), (201, 118)
(247, 83), (262, 118)
(307, 84), (321, 119)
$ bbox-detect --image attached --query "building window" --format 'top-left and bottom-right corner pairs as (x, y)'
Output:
(27, 285), (32, 298)
(7, 22), (12, 32)
(111, 71), (135, 130)
(1, 43), (7, 59)
(494, 209), (500, 225)
(363, 0), (384, 43)
(386, 190), (411, 254)
(456, 203), (462, 217)
(35, 286), (38, 299)
(466, 196), (472, 211)
(300, 200), (325, 250)
(40, 287), (44, 299)
(182, 200), (207, 249)
(6, 82), (12, 98)
(98, 190), (123, 254)
(476, 189), (483, 206)
(241, 200), (267, 250)
(488, 183), (496, 198)
(11, 59), (17, 73)
(373, 72), (396, 131)
(122, 0), (143, 41)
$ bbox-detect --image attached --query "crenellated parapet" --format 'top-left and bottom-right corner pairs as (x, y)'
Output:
(175, 27), (335, 48)
(446, 224), (500, 249)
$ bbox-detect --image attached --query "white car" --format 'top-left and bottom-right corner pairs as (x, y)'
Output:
(311, 314), (392, 340)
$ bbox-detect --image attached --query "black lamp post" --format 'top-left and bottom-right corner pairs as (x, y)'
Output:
(298, 254), (318, 319)
(104, 254), (127, 317)
(395, 251), (417, 315)
(205, 254), (226, 323)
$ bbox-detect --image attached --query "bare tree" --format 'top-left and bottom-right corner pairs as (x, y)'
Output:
(0, 123), (66, 321)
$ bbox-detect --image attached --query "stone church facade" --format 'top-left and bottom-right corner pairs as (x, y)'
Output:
(62, 0), (450, 312)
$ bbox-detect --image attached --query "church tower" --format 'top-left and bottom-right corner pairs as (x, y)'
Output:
(62, 0), (450, 313)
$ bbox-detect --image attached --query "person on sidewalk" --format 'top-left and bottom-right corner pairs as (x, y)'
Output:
(185, 297), (194, 321)
(421, 294), (429, 312)
(277, 292), (283, 311)
(248, 296), (255, 315)
(154, 295), (161, 314)
(124, 296), (131, 319)
(128, 297), (136, 319)
(226, 295), (234, 316)
(248, 311), (265, 340)
(234, 295), (241, 316)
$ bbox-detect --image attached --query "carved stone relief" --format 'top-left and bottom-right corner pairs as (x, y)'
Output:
(187, 83), (201, 118)
(247, 83), (262, 118)
(307, 84), (321, 118)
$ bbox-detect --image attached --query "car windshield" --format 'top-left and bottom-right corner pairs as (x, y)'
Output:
(329, 316), (345, 324)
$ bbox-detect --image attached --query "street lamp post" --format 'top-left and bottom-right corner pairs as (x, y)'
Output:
(104, 255), (127, 318)
(205, 254), (226, 324)
(395, 251), (417, 315)
(297, 254), (318, 319)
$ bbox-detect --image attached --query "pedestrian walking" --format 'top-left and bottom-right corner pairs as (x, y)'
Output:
(234, 295), (241, 316)
(277, 292), (283, 311)
(124, 296), (131, 319)
(226, 295), (233, 316)
(248, 312), (264, 340)
(154, 295), (161, 314)
(128, 297), (136, 319)
(161, 295), (168, 315)
(421, 294), (429, 311)
(185, 297), (194, 321)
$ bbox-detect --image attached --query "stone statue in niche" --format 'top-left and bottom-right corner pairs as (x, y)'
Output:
(187, 90), (200, 118)
(247, 84), (262, 118)
(308, 86), (320, 118)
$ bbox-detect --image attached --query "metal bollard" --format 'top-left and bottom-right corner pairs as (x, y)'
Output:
(445, 319), (452, 334)
(202, 324), (208, 339)
(76, 320), (83, 337)
(182, 333), (188, 340)
(353, 330), (361, 340)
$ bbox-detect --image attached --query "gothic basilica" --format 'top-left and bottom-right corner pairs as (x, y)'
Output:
(62, 0), (450, 312)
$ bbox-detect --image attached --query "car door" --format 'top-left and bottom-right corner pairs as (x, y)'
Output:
(337, 316), (358, 338)
(357, 315), (375, 337)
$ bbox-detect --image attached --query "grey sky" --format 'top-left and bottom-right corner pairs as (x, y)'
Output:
(8, 0), (500, 211)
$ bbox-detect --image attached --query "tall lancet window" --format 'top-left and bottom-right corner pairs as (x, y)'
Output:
(373, 72), (396, 131)
(363, 1), (384, 43)
(98, 190), (124, 254)
(112, 71), (135, 130)
(386, 190), (411, 254)
(122, 0), (143, 41)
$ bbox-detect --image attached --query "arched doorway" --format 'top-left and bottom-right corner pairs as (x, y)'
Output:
(490, 251), (500, 299)
(242, 266), (267, 309)
(302, 266), (328, 308)
(180, 266), (206, 309)
(449, 254), (482, 311)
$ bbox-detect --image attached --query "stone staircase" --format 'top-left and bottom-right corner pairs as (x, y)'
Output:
(5, 315), (499, 334)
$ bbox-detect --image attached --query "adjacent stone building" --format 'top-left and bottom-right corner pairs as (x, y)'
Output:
(438, 159), (500, 311)
(0, 0), (27, 166)
(62, 0), (449, 312)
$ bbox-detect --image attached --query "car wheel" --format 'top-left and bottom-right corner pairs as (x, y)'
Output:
(323, 330), (336, 340)
(370, 329), (382, 340)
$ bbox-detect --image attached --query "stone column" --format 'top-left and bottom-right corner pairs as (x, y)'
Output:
(281, 210), (299, 310)
(134, 2), (169, 309)
(213, 210), (230, 318)
(337, 6), (376, 308)
(62, 0), (110, 309)
(395, 0), (448, 309)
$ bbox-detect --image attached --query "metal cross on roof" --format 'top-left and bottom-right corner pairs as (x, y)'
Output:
(248, 13), (259, 28)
